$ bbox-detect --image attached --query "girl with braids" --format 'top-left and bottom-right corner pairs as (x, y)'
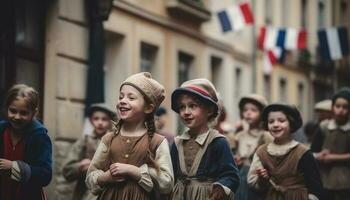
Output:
(85, 72), (174, 199)
(170, 79), (240, 200)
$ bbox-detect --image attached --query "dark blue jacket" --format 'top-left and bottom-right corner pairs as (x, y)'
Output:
(171, 136), (240, 193)
(0, 119), (52, 199)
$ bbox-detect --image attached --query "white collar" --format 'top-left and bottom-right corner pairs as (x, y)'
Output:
(177, 129), (210, 146)
(267, 140), (299, 156)
(327, 119), (350, 131)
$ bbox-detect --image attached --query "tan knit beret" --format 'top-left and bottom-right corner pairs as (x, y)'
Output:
(120, 72), (165, 110)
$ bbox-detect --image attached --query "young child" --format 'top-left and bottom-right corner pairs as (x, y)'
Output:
(234, 94), (273, 200)
(155, 107), (174, 146)
(62, 103), (116, 200)
(0, 84), (52, 200)
(170, 78), (240, 200)
(85, 72), (174, 199)
(311, 88), (350, 200)
(248, 103), (323, 200)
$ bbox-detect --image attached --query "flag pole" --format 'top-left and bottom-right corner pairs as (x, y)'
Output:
(251, 0), (257, 92)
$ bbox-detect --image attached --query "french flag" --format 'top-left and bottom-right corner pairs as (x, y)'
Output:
(263, 47), (283, 74)
(317, 27), (349, 60)
(258, 26), (307, 50)
(217, 2), (254, 32)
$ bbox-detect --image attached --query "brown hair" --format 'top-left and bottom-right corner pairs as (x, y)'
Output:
(3, 84), (39, 115)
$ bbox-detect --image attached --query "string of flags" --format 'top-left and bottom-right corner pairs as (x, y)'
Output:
(216, 1), (350, 74)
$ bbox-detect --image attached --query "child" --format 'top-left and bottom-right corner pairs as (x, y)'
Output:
(62, 103), (116, 200)
(0, 84), (52, 200)
(234, 94), (273, 200)
(247, 103), (323, 200)
(311, 88), (350, 200)
(85, 72), (174, 199)
(170, 78), (240, 200)
(155, 107), (174, 146)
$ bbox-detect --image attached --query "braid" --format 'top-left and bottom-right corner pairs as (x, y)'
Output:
(145, 113), (160, 173)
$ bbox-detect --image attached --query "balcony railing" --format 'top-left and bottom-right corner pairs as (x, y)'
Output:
(166, 0), (211, 23)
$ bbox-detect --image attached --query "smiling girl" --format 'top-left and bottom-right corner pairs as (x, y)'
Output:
(85, 72), (173, 199)
(247, 104), (323, 200)
(0, 84), (52, 200)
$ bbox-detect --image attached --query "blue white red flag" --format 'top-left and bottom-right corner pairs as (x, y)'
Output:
(217, 2), (254, 32)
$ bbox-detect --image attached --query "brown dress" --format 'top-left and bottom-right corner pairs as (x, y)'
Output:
(256, 143), (308, 200)
(97, 133), (163, 200)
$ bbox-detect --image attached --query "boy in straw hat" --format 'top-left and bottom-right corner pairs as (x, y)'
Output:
(62, 103), (116, 200)
(234, 94), (273, 200)
(85, 72), (174, 199)
(170, 78), (239, 200)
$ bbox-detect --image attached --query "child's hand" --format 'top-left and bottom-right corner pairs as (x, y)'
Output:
(209, 185), (227, 200)
(0, 159), (12, 170)
(109, 163), (141, 181)
(234, 155), (243, 166)
(256, 168), (269, 179)
(314, 149), (330, 161)
(79, 158), (91, 172)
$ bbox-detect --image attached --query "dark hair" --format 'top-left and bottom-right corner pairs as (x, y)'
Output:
(176, 93), (218, 122)
(3, 84), (39, 115)
(262, 109), (300, 133)
(155, 107), (167, 117)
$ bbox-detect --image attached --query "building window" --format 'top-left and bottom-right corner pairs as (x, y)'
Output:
(301, 0), (308, 28)
(211, 56), (222, 93)
(340, 1), (348, 25)
(279, 78), (287, 102)
(318, 0), (325, 28)
(264, 74), (271, 102)
(235, 67), (242, 98)
(298, 83), (305, 113)
(177, 51), (194, 134)
(178, 52), (194, 85)
(265, 0), (273, 24)
(140, 42), (158, 74)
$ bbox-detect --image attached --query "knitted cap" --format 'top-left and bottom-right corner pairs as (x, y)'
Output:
(262, 103), (303, 133)
(332, 87), (350, 105)
(314, 99), (332, 111)
(239, 94), (268, 111)
(120, 72), (165, 110)
(171, 78), (219, 117)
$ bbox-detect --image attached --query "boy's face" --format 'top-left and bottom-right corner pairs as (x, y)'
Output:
(155, 115), (166, 130)
(7, 97), (36, 131)
(177, 94), (212, 134)
(90, 111), (111, 137)
(117, 85), (146, 122)
(242, 102), (261, 127)
(332, 97), (350, 124)
(267, 111), (291, 142)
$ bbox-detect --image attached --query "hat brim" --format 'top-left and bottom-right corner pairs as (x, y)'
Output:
(87, 105), (116, 119)
(171, 88), (218, 115)
(262, 104), (302, 132)
(239, 97), (265, 110)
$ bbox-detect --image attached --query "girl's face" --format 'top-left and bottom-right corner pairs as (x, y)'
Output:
(7, 97), (36, 131)
(117, 85), (147, 122)
(90, 111), (111, 137)
(242, 102), (261, 127)
(267, 111), (291, 143)
(177, 94), (212, 135)
(332, 97), (350, 124)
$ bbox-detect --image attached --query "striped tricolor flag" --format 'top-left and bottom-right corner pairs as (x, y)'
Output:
(217, 2), (254, 32)
(317, 27), (349, 60)
(258, 26), (307, 50)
